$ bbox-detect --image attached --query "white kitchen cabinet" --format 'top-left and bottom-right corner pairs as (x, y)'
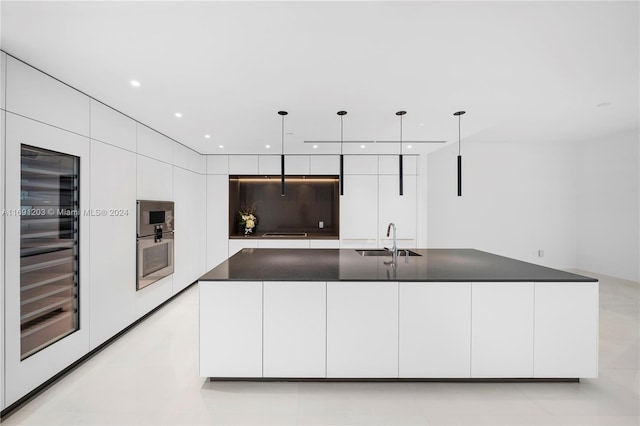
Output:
(229, 155), (258, 174)
(228, 239), (259, 256)
(285, 155), (310, 174)
(378, 174), (417, 245)
(89, 99), (136, 152)
(173, 142), (201, 173)
(0, 51), (4, 413)
(310, 155), (340, 174)
(258, 155), (280, 175)
(174, 167), (202, 292)
(471, 282), (534, 378)
(399, 282), (471, 378)
(207, 175), (229, 269)
(1, 51), (6, 110)
(258, 239), (310, 249)
(200, 281), (262, 377)
(136, 124), (173, 164)
(137, 154), (174, 201)
(263, 282), (326, 377)
(343, 155), (378, 174)
(6, 56), (90, 136)
(379, 155), (418, 175)
(326, 281), (398, 378)
(89, 141), (137, 349)
(309, 239), (341, 249)
(339, 175), (378, 241)
(534, 282), (599, 378)
(207, 155), (229, 174)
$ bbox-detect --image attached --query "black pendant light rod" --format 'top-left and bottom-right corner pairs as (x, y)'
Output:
(454, 110), (466, 197)
(338, 111), (347, 196)
(396, 111), (406, 196)
(278, 111), (288, 196)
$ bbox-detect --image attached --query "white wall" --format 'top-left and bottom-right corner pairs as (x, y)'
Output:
(427, 131), (640, 282)
(576, 129), (640, 282)
(427, 140), (578, 269)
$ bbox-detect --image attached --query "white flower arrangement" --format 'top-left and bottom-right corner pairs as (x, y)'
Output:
(239, 203), (258, 235)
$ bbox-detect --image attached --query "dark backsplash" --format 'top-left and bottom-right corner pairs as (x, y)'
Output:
(229, 176), (339, 236)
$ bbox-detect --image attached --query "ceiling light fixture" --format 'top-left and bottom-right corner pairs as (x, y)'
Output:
(337, 111), (347, 196)
(313, 145), (318, 149)
(360, 144), (365, 149)
(218, 145), (224, 149)
(454, 111), (466, 197)
(175, 112), (182, 118)
(278, 111), (288, 196)
(396, 111), (407, 196)
(130, 80), (140, 87)
(204, 134), (211, 139)
(265, 145), (271, 149)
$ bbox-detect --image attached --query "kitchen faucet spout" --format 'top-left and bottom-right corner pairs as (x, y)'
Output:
(386, 222), (397, 259)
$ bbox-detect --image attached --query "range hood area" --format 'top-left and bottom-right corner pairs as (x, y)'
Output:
(228, 175), (340, 238)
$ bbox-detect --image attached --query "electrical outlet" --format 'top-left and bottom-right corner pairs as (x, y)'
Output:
(319, 221), (324, 229)
(538, 250), (544, 257)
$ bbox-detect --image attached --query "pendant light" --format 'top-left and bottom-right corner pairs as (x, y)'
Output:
(337, 111), (347, 195)
(278, 111), (288, 196)
(454, 110), (466, 196)
(396, 111), (406, 196)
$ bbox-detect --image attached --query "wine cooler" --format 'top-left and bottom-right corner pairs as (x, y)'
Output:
(20, 144), (80, 360)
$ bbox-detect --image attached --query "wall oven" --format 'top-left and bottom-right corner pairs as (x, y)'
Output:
(137, 200), (174, 290)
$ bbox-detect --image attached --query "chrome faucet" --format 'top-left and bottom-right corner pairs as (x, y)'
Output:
(385, 222), (398, 260)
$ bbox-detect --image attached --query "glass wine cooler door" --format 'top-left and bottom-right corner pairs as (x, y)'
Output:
(20, 145), (80, 360)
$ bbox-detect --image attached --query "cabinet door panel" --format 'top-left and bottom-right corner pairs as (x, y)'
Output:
(340, 175), (378, 240)
(229, 155), (258, 174)
(378, 174), (417, 242)
(263, 282), (326, 377)
(534, 282), (598, 378)
(327, 281), (398, 378)
(90, 99), (136, 151)
(6, 57), (89, 136)
(399, 282), (471, 378)
(471, 282), (534, 378)
(200, 281), (262, 377)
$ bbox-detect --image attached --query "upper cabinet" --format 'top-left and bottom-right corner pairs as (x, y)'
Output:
(6, 57), (90, 136)
(379, 155), (418, 175)
(258, 155), (280, 175)
(229, 155), (258, 174)
(343, 155), (378, 175)
(89, 100), (136, 152)
(207, 155), (229, 175)
(174, 142), (203, 173)
(136, 124), (173, 164)
(285, 156), (310, 175)
(1, 52), (6, 110)
(310, 155), (340, 175)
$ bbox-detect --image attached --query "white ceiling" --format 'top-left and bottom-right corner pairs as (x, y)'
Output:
(1, 1), (638, 155)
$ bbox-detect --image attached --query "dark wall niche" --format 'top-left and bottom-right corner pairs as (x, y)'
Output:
(229, 176), (339, 236)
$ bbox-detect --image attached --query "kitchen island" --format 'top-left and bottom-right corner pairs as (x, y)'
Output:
(199, 249), (598, 380)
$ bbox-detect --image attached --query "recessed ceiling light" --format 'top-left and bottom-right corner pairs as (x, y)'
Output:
(204, 134), (211, 139)
(407, 145), (413, 149)
(175, 112), (183, 118)
(218, 145), (224, 149)
(596, 102), (612, 108)
(360, 144), (366, 149)
(313, 145), (318, 149)
(130, 80), (140, 87)
(265, 145), (271, 149)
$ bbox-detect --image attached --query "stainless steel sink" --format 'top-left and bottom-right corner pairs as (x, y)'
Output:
(355, 249), (421, 257)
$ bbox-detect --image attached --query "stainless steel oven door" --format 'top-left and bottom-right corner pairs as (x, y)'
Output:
(136, 231), (174, 290)
(137, 200), (174, 237)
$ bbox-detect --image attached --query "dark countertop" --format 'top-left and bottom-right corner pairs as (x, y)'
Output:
(199, 248), (597, 282)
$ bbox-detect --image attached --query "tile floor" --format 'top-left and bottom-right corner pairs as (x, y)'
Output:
(2, 270), (638, 425)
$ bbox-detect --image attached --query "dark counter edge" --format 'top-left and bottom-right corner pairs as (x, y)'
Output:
(207, 377), (579, 383)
